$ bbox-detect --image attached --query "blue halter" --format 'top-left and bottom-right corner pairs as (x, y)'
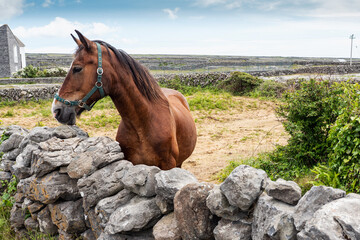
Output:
(54, 42), (105, 111)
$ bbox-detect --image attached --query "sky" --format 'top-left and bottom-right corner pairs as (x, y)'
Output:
(1, 0), (360, 58)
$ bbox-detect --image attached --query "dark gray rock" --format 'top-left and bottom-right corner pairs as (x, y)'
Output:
(206, 185), (248, 221)
(155, 167), (198, 201)
(252, 193), (296, 240)
(153, 212), (181, 240)
(10, 202), (26, 229)
(81, 229), (96, 240)
(26, 171), (80, 204)
(0, 171), (12, 182)
(37, 206), (58, 235)
(122, 164), (160, 197)
(293, 185), (346, 231)
(78, 160), (133, 210)
(24, 217), (39, 232)
(174, 182), (218, 240)
(104, 196), (162, 234)
(220, 165), (268, 211)
(298, 197), (360, 240)
(265, 178), (302, 205)
(95, 189), (135, 227)
(214, 219), (252, 240)
(49, 199), (86, 234)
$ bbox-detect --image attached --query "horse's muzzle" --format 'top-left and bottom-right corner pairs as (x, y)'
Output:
(52, 100), (77, 125)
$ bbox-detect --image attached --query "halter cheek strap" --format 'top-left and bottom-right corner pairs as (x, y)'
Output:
(54, 42), (105, 111)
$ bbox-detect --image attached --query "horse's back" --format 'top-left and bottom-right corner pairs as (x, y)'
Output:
(161, 88), (197, 166)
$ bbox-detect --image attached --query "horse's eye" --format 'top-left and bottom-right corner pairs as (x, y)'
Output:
(73, 67), (82, 74)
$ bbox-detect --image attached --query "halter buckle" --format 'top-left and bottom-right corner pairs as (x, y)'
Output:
(95, 81), (103, 88)
(97, 67), (103, 75)
(78, 101), (85, 108)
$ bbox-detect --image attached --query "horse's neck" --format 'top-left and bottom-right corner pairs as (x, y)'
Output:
(109, 72), (168, 131)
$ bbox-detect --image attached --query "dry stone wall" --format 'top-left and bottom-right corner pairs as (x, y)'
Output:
(0, 125), (360, 240)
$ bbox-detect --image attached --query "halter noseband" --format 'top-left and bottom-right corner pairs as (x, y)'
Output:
(54, 42), (105, 111)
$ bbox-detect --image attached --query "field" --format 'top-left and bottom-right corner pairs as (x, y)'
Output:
(0, 92), (287, 182)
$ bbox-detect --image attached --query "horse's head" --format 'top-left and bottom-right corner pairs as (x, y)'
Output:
(52, 30), (109, 125)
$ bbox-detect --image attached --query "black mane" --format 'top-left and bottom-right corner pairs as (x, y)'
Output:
(93, 40), (164, 102)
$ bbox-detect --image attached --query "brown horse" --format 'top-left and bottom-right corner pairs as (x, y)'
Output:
(52, 30), (197, 170)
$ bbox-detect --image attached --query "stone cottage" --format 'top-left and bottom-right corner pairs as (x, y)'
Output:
(0, 24), (26, 78)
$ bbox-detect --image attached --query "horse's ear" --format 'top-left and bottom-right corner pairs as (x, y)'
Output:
(75, 30), (92, 51)
(71, 34), (82, 47)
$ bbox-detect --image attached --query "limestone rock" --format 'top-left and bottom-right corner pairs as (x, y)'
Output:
(293, 185), (346, 231)
(214, 219), (252, 240)
(67, 146), (124, 179)
(174, 182), (218, 240)
(206, 185), (248, 221)
(98, 229), (154, 240)
(252, 193), (296, 240)
(95, 189), (135, 226)
(26, 171), (80, 204)
(12, 144), (39, 179)
(155, 195), (173, 214)
(28, 127), (53, 143)
(0, 132), (25, 152)
(0, 171), (12, 182)
(0, 159), (15, 172)
(37, 206), (58, 235)
(52, 125), (88, 139)
(265, 178), (302, 205)
(78, 160), (133, 210)
(220, 165), (268, 211)
(49, 199), (86, 234)
(104, 196), (162, 234)
(155, 167), (198, 201)
(2, 125), (28, 136)
(153, 212), (181, 240)
(1, 148), (21, 161)
(122, 164), (160, 197)
(298, 197), (360, 240)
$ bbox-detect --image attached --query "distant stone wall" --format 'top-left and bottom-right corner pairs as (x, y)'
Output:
(1, 125), (360, 239)
(251, 64), (360, 77)
(0, 84), (60, 101)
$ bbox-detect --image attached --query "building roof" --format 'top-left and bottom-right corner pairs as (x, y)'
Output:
(0, 24), (25, 47)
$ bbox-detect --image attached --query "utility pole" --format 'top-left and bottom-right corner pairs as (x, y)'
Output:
(350, 34), (355, 66)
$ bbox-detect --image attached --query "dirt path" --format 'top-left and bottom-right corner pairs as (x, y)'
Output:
(183, 97), (288, 182)
(0, 97), (288, 182)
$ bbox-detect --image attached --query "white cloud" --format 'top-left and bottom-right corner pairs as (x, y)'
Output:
(13, 17), (121, 39)
(194, 0), (227, 7)
(42, 0), (54, 8)
(163, 8), (180, 20)
(0, 0), (24, 20)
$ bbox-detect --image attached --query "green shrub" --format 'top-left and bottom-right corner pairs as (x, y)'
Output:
(276, 79), (345, 167)
(312, 83), (360, 193)
(218, 72), (263, 95)
(250, 80), (287, 98)
(13, 66), (67, 78)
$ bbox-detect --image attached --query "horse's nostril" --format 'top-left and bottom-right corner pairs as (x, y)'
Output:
(54, 109), (61, 119)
